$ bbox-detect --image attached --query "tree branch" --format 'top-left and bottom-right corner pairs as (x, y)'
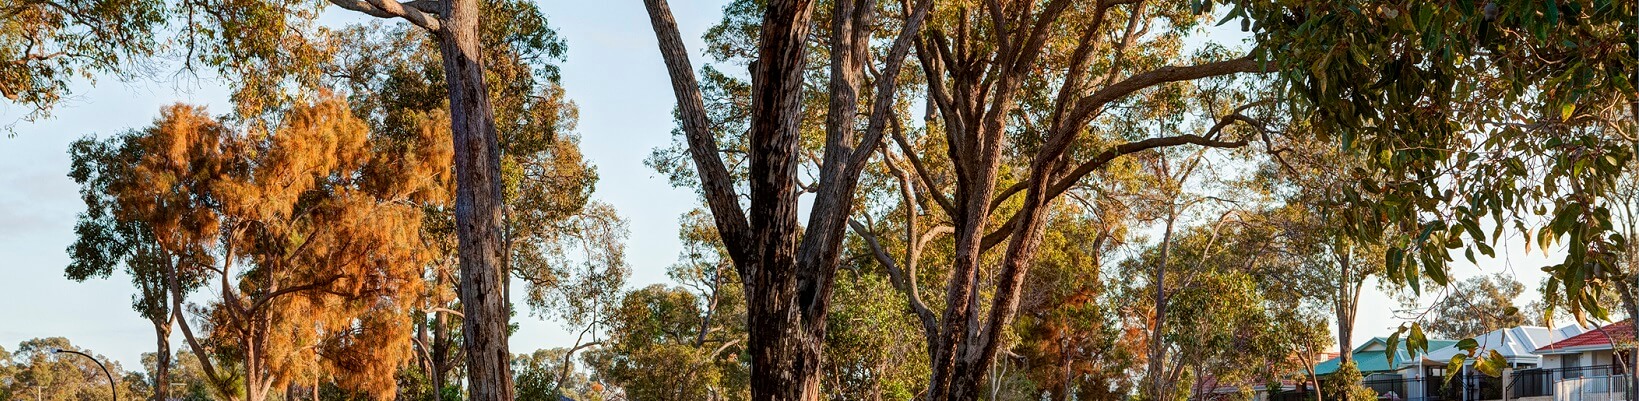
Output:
(848, 219), (939, 334)
(327, 0), (442, 31)
(643, 0), (754, 274)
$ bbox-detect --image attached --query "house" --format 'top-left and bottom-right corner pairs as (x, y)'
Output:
(1314, 337), (1460, 378)
(1516, 319), (1635, 401)
(1420, 325), (1588, 368)
(1411, 325), (1588, 401)
(1308, 336), (1459, 400)
(1303, 325), (1591, 401)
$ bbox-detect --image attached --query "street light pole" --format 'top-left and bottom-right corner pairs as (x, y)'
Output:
(54, 348), (116, 401)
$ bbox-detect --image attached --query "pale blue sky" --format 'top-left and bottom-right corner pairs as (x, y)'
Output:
(0, 0), (1562, 370)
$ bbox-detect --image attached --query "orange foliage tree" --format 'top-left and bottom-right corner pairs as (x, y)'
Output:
(69, 96), (445, 401)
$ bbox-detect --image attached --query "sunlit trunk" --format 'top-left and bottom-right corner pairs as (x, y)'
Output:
(435, 0), (514, 398)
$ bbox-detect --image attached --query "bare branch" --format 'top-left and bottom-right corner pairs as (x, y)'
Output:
(327, 0), (441, 31)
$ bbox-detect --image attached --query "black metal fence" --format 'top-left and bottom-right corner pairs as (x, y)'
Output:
(1351, 373), (1501, 401)
(1510, 365), (1630, 399)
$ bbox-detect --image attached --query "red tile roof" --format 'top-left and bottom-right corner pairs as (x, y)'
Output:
(1535, 319), (1635, 353)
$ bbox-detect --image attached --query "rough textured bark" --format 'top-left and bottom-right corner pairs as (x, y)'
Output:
(643, 0), (932, 399)
(327, 0), (513, 397)
(152, 319), (171, 401)
(1617, 278), (1638, 400)
(436, 0), (514, 398)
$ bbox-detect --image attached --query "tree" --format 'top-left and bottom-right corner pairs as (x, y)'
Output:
(20, 0), (568, 395)
(644, 0), (1281, 398)
(324, 0), (525, 395)
(513, 348), (607, 401)
(1320, 362), (1376, 401)
(883, 2), (1279, 397)
(0, 0), (163, 125)
(820, 269), (931, 401)
(585, 284), (749, 401)
(1008, 212), (1140, 401)
(68, 99), (439, 401)
(325, 14), (625, 399)
(586, 210), (749, 401)
(141, 351), (217, 401)
(1419, 273), (1529, 339)
(1220, 0), (1633, 378)
(641, 0), (934, 399)
(1254, 132), (1394, 371)
(67, 130), (199, 401)
(1, 338), (144, 401)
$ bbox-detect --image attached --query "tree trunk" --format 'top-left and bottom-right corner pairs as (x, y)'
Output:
(1145, 213), (1180, 400)
(436, 0), (514, 398)
(1615, 278), (1637, 401)
(643, 0), (825, 400)
(153, 320), (171, 401)
(1336, 249), (1359, 367)
(433, 304), (452, 400)
(745, 283), (823, 401)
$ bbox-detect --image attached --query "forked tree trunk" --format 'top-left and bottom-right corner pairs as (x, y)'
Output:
(644, 0), (930, 399)
(437, 0), (514, 398)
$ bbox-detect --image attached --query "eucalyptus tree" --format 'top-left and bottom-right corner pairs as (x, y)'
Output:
(323, 11), (625, 398)
(0, 0), (163, 126)
(878, 2), (1279, 397)
(15, 0), (574, 394)
(1254, 132), (1392, 369)
(66, 133), (201, 401)
(642, 0), (935, 398)
(2, 338), (144, 401)
(585, 209), (749, 401)
(643, 0), (1282, 399)
(1222, 0), (1636, 376)
(1418, 273), (1529, 339)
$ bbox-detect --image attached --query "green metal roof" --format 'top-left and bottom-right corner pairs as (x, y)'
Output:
(1312, 336), (1459, 376)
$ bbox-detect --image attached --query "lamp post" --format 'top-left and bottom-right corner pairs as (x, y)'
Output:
(53, 348), (115, 401)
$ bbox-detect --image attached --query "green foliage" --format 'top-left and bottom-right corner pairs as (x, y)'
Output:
(1216, 0), (1638, 326)
(0, 338), (144, 401)
(1419, 273), (1529, 339)
(583, 285), (748, 401)
(1121, 215), (1337, 400)
(324, 2), (623, 327)
(513, 348), (604, 401)
(1320, 362), (1377, 401)
(0, 0), (165, 124)
(822, 270), (929, 400)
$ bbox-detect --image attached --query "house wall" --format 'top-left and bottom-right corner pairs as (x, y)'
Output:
(1543, 351), (1618, 370)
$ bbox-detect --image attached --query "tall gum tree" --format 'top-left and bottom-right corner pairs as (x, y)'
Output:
(322, 9), (624, 397)
(642, 0), (934, 399)
(9, 0), (532, 396)
(865, 2), (1277, 398)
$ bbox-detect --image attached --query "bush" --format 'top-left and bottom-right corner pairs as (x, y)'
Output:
(1322, 362), (1378, 401)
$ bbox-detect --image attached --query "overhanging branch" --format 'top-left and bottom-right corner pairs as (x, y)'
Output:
(328, 0), (442, 31)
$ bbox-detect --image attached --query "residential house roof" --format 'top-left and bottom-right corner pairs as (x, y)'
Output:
(1534, 319), (1635, 355)
(1419, 325), (1588, 366)
(1314, 336), (1459, 375)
